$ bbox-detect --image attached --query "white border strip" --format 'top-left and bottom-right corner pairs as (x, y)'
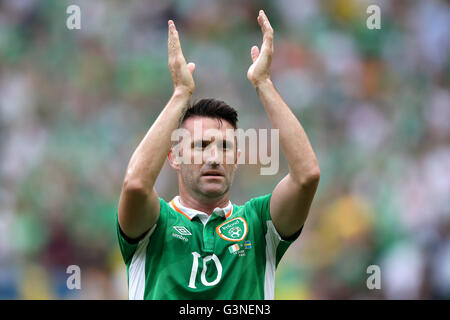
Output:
(264, 221), (281, 300)
(128, 224), (157, 300)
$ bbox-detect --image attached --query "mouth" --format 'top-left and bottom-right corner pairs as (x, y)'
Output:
(201, 170), (224, 178)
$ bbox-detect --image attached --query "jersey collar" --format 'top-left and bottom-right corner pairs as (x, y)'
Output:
(169, 196), (233, 221)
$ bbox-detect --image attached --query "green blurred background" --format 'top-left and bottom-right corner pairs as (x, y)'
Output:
(0, 0), (449, 299)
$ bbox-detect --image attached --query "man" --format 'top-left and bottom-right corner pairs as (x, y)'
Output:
(117, 10), (320, 299)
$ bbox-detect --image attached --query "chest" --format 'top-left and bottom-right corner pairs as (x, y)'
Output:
(167, 215), (256, 258)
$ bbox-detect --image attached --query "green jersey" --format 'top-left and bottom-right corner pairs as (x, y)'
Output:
(116, 193), (302, 300)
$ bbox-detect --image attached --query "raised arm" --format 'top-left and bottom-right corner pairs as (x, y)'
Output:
(118, 20), (196, 239)
(247, 10), (320, 238)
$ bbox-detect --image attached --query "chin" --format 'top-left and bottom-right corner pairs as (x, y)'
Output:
(202, 189), (225, 197)
(200, 184), (228, 197)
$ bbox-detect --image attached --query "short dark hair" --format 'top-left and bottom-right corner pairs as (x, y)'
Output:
(181, 98), (238, 129)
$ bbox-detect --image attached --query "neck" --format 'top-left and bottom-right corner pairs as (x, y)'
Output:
(178, 190), (230, 216)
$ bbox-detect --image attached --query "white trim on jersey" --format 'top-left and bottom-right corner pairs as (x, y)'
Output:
(170, 196), (233, 224)
(128, 224), (157, 300)
(264, 221), (282, 300)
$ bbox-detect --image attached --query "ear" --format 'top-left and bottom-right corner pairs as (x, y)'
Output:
(234, 148), (242, 169)
(168, 147), (181, 170)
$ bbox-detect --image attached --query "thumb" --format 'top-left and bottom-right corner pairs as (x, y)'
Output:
(187, 62), (196, 75)
(251, 46), (259, 63)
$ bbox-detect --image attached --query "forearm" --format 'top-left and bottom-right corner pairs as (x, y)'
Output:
(125, 89), (191, 188)
(255, 79), (319, 183)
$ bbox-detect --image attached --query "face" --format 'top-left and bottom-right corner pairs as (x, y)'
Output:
(169, 116), (240, 200)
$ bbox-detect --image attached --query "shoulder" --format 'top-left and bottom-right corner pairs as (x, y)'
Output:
(242, 193), (272, 219)
(156, 197), (179, 222)
(231, 194), (272, 232)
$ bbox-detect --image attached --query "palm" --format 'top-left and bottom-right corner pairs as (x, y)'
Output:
(168, 20), (196, 93)
(247, 51), (271, 83)
(247, 11), (274, 87)
(170, 62), (194, 90)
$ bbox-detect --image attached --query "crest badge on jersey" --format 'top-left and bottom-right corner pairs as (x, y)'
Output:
(216, 217), (248, 242)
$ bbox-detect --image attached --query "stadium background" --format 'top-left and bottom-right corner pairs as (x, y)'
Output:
(0, 0), (449, 299)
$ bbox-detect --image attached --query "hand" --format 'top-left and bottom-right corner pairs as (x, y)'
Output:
(247, 10), (274, 87)
(168, 20), (196, 95)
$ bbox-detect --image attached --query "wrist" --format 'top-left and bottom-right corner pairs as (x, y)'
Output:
(173, 86), (194, 99)
(254, 78), (273, 91)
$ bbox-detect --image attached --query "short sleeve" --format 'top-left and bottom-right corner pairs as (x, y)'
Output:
(116, 198), (168, 265)
(248, 193), (303, 267)
(249, 193), (303, 244)
(116, 213), (141, 265)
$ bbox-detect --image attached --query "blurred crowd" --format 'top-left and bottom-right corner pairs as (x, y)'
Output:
(0, 0), (449, 299)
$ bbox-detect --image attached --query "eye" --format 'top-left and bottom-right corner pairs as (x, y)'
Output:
(193, 142), (202, 149)
(193, 140), (209, 149)
(222, 141), (233, 150)
(202, 140), (210, 148)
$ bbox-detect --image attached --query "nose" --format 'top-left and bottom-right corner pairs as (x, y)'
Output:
(204, 144), (222, 165)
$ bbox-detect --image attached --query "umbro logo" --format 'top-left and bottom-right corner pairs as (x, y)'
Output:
(173, 226), (192, 236)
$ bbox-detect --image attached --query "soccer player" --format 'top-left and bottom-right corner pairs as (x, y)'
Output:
(117, 10), (320, 299)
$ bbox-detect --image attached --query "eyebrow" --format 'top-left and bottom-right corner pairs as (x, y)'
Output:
(190, 139), (235, 146)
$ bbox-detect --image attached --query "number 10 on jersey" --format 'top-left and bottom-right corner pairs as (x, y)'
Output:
(188, 252), (223, 288)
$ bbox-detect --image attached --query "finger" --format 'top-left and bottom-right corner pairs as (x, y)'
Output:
(257, 11), (265, 31)
(187, 62), (196, 75)
(251, 46), (259, 63)
(257, 10), (274, 53)
(258, 10), (272, 31)
(168, 20), (180, 55)
(168, 20), (186, 63)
